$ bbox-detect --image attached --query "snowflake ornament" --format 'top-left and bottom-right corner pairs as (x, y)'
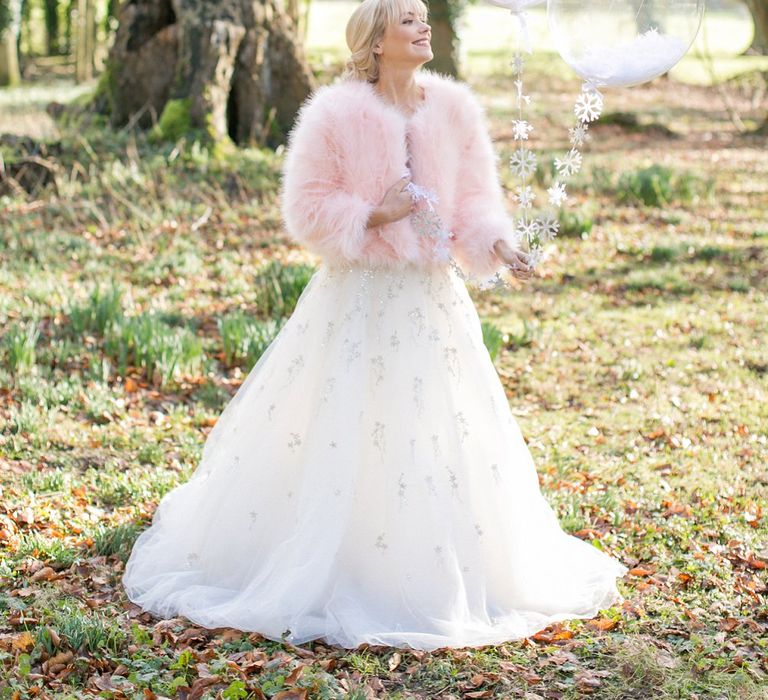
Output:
(574, 90), (603, 123)
(514, 185), (536, 208)
(515, 217), (538, 241)
(569, 124), (590, 147)
(405, 181), (439, 210)
(406, 181), (454, 262)
(526, 246), (545, 269)
(554, 148), (582, 177)
(514, 80), (532, 108)
(509, 148), (537, 179)
(511, 120), (534, 140)
(537, 214), (559, 242)
(547, 182), (568, 207)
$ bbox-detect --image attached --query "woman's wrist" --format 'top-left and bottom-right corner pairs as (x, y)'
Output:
(493, 238), (511, 258)
(366, 205), (391, 229)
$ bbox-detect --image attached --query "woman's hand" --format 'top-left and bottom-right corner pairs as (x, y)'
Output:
(367, 175), (414, 228)
(493, 239), (534, 280)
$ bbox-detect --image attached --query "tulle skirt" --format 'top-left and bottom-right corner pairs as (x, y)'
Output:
(122, 260), (627, 651)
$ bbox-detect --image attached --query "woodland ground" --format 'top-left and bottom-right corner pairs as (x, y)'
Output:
(0, 5), (767, 700)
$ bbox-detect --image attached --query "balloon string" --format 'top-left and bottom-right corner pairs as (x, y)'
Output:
(512, 18), (532, 257)
(509, 9), (532, 54)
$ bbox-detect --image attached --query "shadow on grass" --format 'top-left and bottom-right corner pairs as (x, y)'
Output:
(535, 241), (766, 304)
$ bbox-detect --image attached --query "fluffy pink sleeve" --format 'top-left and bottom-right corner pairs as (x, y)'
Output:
(280, 91), (378, 262)
(450, 88), (521, 280)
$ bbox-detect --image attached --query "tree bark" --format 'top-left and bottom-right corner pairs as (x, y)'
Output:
(44, 0), (60, 54)
(427, 0), (459, 78)
(744, 0), (768, 131)
(0, 0), (21, 86)
(105, 0), (314, 147)
(746, 0), (768, 53)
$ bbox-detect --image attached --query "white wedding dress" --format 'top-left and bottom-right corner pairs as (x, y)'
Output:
(122, 260), (627, 651)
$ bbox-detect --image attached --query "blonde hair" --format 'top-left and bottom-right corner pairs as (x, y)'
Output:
(342, 0), (430, 83)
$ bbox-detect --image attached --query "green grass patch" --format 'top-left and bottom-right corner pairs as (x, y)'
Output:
(2, 319), (41, 376)
(616, 164), (715, 208)
(253, 260), (315, 319)
(218, 313), (285, 370)
(481, 320), (504, 361)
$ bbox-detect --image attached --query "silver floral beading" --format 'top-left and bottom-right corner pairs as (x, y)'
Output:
(372, 421), (386, 459)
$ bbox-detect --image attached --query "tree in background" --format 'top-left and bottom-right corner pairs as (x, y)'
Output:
(743, 0), (768, 131)
(428, 0), (463, 78)
(745, 0), (767, 53)
(43, 0), (60, 54)
(101, 0), (314, 148)
(0, 0), (21, 85)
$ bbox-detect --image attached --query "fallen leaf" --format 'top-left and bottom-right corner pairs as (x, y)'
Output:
(586, 618), (618, 631)
(469, 673), (486, 686)
(30, 566), (58, 582)
(272, 691), (308, 700)
(12, 631), (35, 651)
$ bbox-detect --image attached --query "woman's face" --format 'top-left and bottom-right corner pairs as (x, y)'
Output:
(374, 10), (432, 69)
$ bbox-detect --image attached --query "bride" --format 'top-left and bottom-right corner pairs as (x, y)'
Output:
(122, 0), (627, 651)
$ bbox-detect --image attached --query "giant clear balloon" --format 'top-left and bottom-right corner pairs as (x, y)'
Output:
(483, 0), (545, 11)
(547, 0), (705, 88)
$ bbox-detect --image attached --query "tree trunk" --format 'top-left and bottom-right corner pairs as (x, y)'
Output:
(746, 0), (768, 54)
(745, 0), (768, 131)
(427, 0), (459, 78)
(44, 0), (60, 54)
(74, 0), (95, 81)
(105, 0), (314, 147)
(64, 0), (73, 53)
(0, 0), (21, 86)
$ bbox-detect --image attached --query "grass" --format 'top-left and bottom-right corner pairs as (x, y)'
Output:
(1, 5), (767, 700)
(615, 164), (715, 207)
(481, 320), (504, 361)
(2, 320), (41, 375)
(65, 282), (126, 336)
(218, 313), (285, 369)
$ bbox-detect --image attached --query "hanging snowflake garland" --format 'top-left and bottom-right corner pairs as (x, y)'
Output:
(498, 53), (606, 280)
(515, 185), (536, 208)
(547, 182), (568, 207)
(537, 214), (559, 242)
(479, 0), (706, 287)
(509, 148), (537, 178)
(403, 178), (454, 263)
(554, 148), (582, 178)
(569, 124), (590, 147)
(511, 119), (534, 140)
(574, 88), (604, 123)
(405, 3), (611, 290)
(515, 216), (538, 241)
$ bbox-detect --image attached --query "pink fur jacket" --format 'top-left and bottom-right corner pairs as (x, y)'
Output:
(279, 68), (520, 282)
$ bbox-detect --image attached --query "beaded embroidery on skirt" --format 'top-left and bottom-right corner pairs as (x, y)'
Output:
(122, 261), (627, 651)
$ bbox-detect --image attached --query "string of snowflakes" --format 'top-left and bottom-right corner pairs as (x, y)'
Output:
(403, 178), (505, 291)
(508, 51), (604, 272)
(402, 53), (605, 290)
